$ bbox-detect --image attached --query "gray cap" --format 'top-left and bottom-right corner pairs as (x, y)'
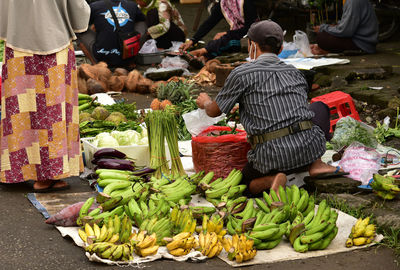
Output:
(245, 20), (284, 46)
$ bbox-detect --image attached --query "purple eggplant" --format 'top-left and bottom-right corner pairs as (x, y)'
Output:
(132, 167), (157, 176)
(93, 148), (127, 159)
(92, 158), (134, 166)
(96, 159), (135, 171)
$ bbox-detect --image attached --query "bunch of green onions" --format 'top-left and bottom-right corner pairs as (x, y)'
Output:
(145, 110), (185, 178)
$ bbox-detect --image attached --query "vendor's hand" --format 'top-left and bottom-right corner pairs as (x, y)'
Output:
(179, 40), (194, 51)
(191, 48), (207, 57)
(313, 26), (320, 32)
(230, 104), (239, 115)
(196, 93), (212, 109)
(213, 32), (227, 40)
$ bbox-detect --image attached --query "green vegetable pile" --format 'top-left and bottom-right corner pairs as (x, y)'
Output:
(331, 116), (378, 150)
(374, 108), (400, 144)
(157, 81), (198, 104)
(174, 98), (198, 141)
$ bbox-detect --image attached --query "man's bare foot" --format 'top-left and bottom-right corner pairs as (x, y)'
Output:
(310, 44), (329, 55)
(33, 180), (69, 191)
(308, 159), (344, 177)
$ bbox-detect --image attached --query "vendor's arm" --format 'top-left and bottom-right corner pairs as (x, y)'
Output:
(147, 2), (172, 39)
(319, 0), (360, 38)
(197, 93), (222, 117)
(190, 3), (224, 44)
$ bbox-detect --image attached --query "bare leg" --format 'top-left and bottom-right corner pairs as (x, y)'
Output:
(248, 173), (287, 195)
(308, 159), (343, 177)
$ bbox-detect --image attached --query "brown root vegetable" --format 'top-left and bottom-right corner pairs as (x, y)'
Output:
(136, 77), (153, 94)
(125, 70), (141, 92)
(150, 98), (161, 110)
(113, 68), (129, 76)
(108, 76), (124, 92)
(87, 78), (106, 94)
(160, 99), (172, 110)
(96, 61), (108, 69)
(167, 76), (186, 83)
(78, 64), (97, 80)
(205, 59), (221, 73)
(78, 76), (88, 94)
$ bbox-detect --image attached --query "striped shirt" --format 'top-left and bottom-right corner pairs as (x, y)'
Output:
(215, 53), (326, 174)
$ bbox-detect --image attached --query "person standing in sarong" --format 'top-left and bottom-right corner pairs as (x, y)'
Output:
(0, 0), (90, 192)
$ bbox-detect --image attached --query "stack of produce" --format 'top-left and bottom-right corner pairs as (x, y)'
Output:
(81, 214), (135, 261)
(152, 175), (197, 205)
(288, 200), (339, 252)
(79, 102), (142, 138)
(222, 234), (257, 263)
(200, 169), (247, 206)
(170, 206), (197, 234)
(198, 231), (224, 258)
(370, 173), (400, 200)
(165, 232), (198, 257)
(130, 231), (160, 257)
(345, 217), (376, 247)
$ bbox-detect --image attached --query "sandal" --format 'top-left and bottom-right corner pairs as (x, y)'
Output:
(33, 181), (70, 193)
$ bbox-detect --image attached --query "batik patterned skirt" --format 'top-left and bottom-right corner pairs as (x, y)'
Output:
(0, 43), (83, 183)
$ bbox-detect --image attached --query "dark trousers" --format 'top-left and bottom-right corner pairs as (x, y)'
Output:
(317, 31), (360, 53)
(241, 101), (331, 196)
(146, 9), (186, 49)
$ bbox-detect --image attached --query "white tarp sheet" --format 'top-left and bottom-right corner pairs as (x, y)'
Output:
(282, 58), (350, 70)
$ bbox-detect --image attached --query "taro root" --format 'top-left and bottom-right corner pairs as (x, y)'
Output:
(78, 76), (88, 94)
(108, 75), (124, 92)
(78, 64), (97, 80)
(91, 106), (110, 121)
(113, 68), (129, 76)
(105, 112), (127, 125)
(125, 70), (141, 92)
(136, 77), (153, 94)
(86, 78), (106, 94)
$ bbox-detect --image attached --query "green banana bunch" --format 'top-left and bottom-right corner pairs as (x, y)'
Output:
(289, 200), (339, 252)
(157, 176), (196, 203)
(371, 174), (400, 200)
(170, 207), (197, 235)
(139, 216), (173, 244)
(85, 242), (134, 261)
(204, 169), (244, 202)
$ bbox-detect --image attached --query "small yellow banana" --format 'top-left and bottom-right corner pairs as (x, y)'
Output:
(173, 232), (191, 241)
(93, 223), (101, 239)
(85, 223), (95, 237)
(364, 224), (376, 237)
(166, 238), (186, 251)
(137, 235), (156, 250)
(345, 238), (353, 248)
(235, 252), (244, 263)
(353, 237), (368, 246)
(108, 234), (120, 244)
(169, 248), (186, 256)
(78, 229), (88, 243)
(206, 243), (220, 258)
(199, 232), (205, 249)
(138, 244), (159, 257)
(184, 237), (195, 250)
(222, 237), (232, 252)
(97, 225), (108, 242)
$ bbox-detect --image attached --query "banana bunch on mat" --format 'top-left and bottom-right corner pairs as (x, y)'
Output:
(130, 231), (159, 257)
(201, 214), (227, 238)
(346, 217), (376, 247)
(165, 232), (198, 256)
(85, 242), (134, 261)
(78, 214), (132, 244)
(222, 234), (257, 263)
(370, 174), (400, 200)
(198, 232), (223, 258)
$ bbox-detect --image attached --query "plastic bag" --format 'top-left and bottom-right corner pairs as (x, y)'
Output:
(331, 116), (378, 151)
(278, 41), (298, 59)
(293, 30), (313, 57)
(339, 142), (381, 185)
(192, 126), (251, 180)
(168, 41), (183, 52)
(161, 56), (189, 69)
(139, 39), (158, 54)
(182, 109), (225, 136)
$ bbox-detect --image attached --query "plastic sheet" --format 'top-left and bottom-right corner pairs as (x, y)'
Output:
(192, 126), (251, 180)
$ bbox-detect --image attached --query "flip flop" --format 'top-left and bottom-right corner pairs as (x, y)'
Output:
(33, 181), (70, 193)
(314, 166), (349, 179)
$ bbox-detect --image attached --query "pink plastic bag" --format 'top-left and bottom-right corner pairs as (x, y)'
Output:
(339, 142), (381, 185)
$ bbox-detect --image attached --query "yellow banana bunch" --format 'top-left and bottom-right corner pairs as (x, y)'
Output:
(202, 214), (226, 239)
(78, 214), (133, 245)
(165, 232), (197, 256)
(131, 230), (159, 257)
(197, 232), (223, 258)
(346, 217), (376, 247)
(223, 234), (257, 263)
(85, 242), (134, 261)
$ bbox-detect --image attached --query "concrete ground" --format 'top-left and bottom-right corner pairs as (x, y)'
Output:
(2, 2), (400, 270)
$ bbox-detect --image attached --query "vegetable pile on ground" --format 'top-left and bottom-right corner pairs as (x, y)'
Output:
(79, 97), (142, 138)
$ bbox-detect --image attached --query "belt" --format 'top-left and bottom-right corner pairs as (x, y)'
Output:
(247, 120), (313, 149)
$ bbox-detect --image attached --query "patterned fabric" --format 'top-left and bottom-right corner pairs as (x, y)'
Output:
(220, 0), (245, 30)
(145, 0), (187, 40)
(0, 44), (83, 183)
(215, 53), (326, 174)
